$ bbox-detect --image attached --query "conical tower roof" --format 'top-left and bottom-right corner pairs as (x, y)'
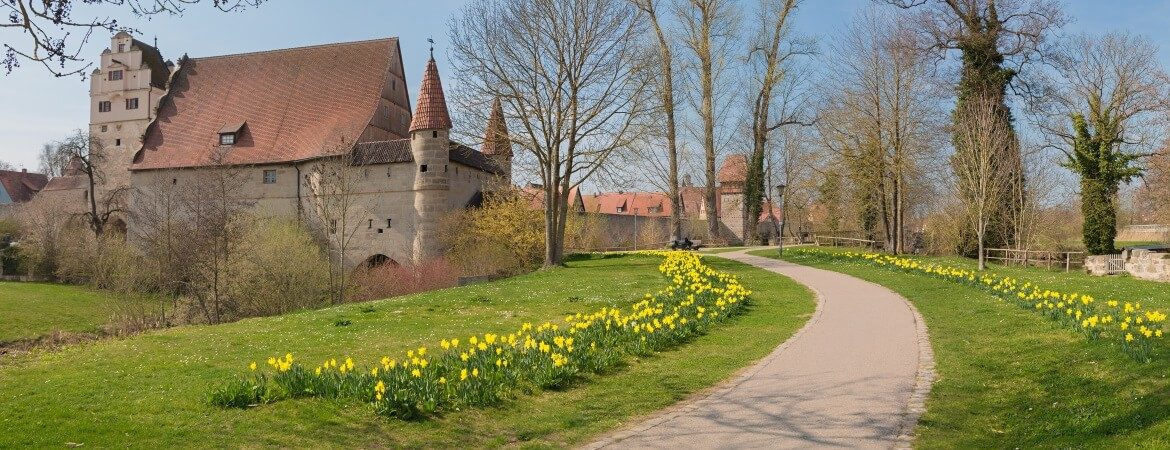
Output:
(409, 57), (453, 132)
(481, 97), (511, 157)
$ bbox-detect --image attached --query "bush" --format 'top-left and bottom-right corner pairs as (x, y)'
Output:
(441, 188), (545, 275)
(351, 258), (459, 302)
(230, 219), (331, 317)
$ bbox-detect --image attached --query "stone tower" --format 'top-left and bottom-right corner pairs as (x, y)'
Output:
(409, 56), (453, 263)
(717, 154), (748, 244)
(90, 32), (171, 198)
(481, 97), (513, 187)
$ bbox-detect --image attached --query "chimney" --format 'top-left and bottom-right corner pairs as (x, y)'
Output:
(22, 168), (27, 173)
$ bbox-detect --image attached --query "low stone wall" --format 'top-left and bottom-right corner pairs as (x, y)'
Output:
(1084, 255), (1115, 276)
(1124, 249), (1170, 282)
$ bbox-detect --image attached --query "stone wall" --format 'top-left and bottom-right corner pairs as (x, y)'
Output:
(1084, 255), (1116, 276)
(1123, 248), (1170, 282)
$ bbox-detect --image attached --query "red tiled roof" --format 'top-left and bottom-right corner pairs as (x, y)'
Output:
(481, 97), (510, 156)
(680, 185), (718, 217)
(0, 169), (49, 203)
(133, 38), (404, 170)
(409, 58), (452, 132)
(582, 192), (672, 217)
(718, 154), (748, 184)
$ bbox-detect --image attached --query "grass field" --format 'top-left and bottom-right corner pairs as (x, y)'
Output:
(0, 282), (119, 343)
(0, 253), (814, 448)
(698, 246), (749, 254)
(752, 247), (1170, 447)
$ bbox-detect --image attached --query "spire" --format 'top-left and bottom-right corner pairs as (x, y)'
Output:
(481, 97), (511, 157)
(409, 57), (453, 132)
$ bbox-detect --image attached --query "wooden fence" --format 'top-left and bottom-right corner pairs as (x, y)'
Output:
(983, 248), (1086, 272)
(812, 235), (879, 250)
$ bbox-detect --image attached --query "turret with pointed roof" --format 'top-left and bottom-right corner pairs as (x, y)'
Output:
(481, 97), (512, 185)
(409, 55), (451, 263)
(409, 57), (453, 133)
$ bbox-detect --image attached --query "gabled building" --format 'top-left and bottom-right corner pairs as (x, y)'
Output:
(0, 169), (48, 207)
(123, 37), (509, 266)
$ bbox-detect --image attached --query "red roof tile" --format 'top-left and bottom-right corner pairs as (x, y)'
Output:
(0, 169), (49, 203)
(481, 97), (510, 156)
(133, 38), (405, 170)
(582, 192), (672, 217)
(409, 58), (452, 132)
(718, 154), (748, 184)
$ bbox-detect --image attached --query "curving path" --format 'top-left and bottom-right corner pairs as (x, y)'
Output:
(585, 248), (934, 449)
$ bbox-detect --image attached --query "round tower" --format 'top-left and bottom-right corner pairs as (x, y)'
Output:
(409, 56), (453, 263)
(481, 97), (513, 187)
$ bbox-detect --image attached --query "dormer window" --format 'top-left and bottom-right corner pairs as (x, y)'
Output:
(109, 70), (123, 81)
(218, 121), (246, 146)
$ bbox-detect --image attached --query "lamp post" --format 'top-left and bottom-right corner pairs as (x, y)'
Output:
(775, 184), (786, 256)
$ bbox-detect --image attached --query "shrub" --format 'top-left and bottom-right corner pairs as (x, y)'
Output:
(351, 258), (459, 302)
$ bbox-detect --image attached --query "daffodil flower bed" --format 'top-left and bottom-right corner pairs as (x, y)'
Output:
(790, 249), (1167, 361)
(209, 251), (751, 419)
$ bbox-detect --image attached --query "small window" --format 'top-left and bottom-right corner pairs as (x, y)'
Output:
(386, 166), (392, 177)
(368, 219), (373, 229)
(432, 130), (438, 138)
(100, 125), (108, 132)
(444, 164), (448, 173)
(125, 98), (139, 110)
(172, 178), (177, 185)
(616, 205), (626, 213)
(82, 190), (88, 200)
(392, 79), (396, 90)
(109, 70), (123, 81)
(219, 133), (236, 146)
(98, 101), (111, 112)
(117, 44), (125, 52)
(386, 219), (392, 228)
(420, 164), (428, 173)
(115, 138), (121, 146)
(262, 170), (277, 184)
(377, 228), (384, 234)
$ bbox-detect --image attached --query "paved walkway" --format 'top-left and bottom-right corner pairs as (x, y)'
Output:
(586, 249), (934, 449)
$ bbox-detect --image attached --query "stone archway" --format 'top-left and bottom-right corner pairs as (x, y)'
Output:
(363, 254), (398, 270)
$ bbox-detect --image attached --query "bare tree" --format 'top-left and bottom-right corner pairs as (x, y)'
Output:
(954, 95), (1011, 269)
(303, 141), (363, 304)
(1033, 32), (1170, 254)
(38, 142), (68, 178)
(743, 0), (813, 244)
(677, 0), (739, 243)
(632, 0), (683, 241)
(179, 156), (254, 323)
(2, 0), (264, 78)
(53, 129), (125, 236)
(881, 0), (1067, 255)
(816, 10), (942, 253)
(450, 0), (650, 266)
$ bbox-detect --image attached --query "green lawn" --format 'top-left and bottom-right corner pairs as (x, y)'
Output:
(751, 248), (1170, 447)
(0, 253), (814, 448)
(0, 282), (118, 342)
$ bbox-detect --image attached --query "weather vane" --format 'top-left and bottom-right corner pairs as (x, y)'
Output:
(428, 37), (434, 58)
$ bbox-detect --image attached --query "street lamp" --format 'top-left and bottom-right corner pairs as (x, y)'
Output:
(775, 184), (786, 256)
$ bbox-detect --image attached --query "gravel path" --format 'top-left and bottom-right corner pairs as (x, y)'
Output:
(585, 249), (934, 449)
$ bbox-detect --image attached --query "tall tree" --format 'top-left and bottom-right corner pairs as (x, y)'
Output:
(743, 0), (811, 244)
(2, 0), (264, 77)
(450, 0), (649, 266)
(882, 0), (1066, 255)
(816, 10), (942, 253)
(632, 0), (683, 241)
(678, 0), (738, 242)
(954, 94), (1012, 269)
(1039, 32), (1170, 254)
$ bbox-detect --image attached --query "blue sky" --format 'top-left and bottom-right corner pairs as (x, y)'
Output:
(1, 0), (1168, 171)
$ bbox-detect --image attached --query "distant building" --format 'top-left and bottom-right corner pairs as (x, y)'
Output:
(0, 169), (48, 208)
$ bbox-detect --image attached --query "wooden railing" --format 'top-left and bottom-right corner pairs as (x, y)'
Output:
(983, 247), (1086, 272)
(812, 235), (879, 250)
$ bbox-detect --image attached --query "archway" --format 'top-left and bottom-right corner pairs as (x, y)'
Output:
(363, 254), (398, 269)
